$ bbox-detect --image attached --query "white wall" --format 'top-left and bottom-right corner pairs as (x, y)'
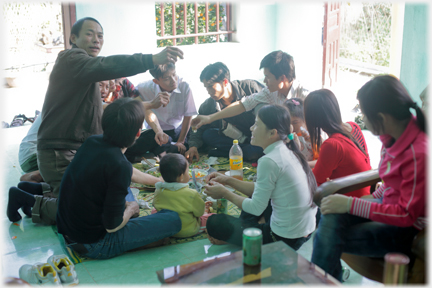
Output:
(274, 2), (324, 91)
(76, 3), (156, 56)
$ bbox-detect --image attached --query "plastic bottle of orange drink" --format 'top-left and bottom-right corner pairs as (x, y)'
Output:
(229, 140), (243, 180)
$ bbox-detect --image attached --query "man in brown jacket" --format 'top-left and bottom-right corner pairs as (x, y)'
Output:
(31, 17), (183, 225)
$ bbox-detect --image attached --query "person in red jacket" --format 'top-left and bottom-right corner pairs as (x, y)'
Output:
(311, 75), (427, 282)
(304, 89), (371, 198)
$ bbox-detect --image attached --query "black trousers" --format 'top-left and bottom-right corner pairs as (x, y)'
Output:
(124, 125), (190, 162)
(206, 201), (311, 251)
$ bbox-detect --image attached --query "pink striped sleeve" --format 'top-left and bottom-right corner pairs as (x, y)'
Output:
(350, 198), (372, 218)
(372, 184), (386, 199)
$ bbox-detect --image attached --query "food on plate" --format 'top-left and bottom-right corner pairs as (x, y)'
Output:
(147, 170), (161, 178)
(188, 169), (208, 178)
(189, 161), (210, 171)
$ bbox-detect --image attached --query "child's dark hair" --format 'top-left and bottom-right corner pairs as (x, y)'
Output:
(357, 75), (426, 133)
(70, 17), (103, 45)
(284, 98), (304, 120)
(160, 153), (188, 183)
(304, 89), (366, 156)
(149, 63), (175, 79)
(102, 98), (144, 148)
(259, 51), (296, 82)
(199, 62), (230, 84)
(257, 105), (316, 206)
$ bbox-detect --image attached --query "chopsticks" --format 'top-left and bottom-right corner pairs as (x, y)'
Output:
(142, 158), (155, 168)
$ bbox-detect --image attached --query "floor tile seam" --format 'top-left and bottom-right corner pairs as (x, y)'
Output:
(81, 254), (194, 281)
(171, 239), (210, 258)
(2, 243), (61, 256)
(77, 262), (98, 284)
(95, 261), (182, 284)
(82, 256), (191, 272)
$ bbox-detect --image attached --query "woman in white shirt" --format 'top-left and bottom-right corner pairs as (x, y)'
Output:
(204, 104), (317, 250)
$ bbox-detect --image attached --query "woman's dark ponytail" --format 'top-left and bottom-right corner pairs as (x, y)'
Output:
(286, 137), (317, 207)
(258, 105), (317, 207)
(413, 103), (427, 133)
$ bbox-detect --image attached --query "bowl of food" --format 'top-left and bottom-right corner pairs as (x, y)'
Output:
(189, 161), (210, 171)
(189, 169), (208, 180)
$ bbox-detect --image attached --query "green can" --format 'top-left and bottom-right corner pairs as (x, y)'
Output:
(243, 228), (262, 266)
(216, 198), (228, 214)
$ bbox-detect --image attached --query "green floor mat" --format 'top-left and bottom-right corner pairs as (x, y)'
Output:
(54, 155), (256, 264)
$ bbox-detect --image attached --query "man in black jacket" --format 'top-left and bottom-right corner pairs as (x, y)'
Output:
(185, 62), (264, 163)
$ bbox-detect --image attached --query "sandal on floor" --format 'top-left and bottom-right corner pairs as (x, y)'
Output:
(10, 114), (29, 127)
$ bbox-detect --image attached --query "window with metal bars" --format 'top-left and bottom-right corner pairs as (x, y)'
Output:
(156, 2), (233, 47)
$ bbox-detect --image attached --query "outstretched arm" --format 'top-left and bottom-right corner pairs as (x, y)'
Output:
(204, 183), (247, 210)
(206, 172), (255, 196)
(191, 101), (246, 129)
(131, 167), (162, 186)
(174, 116), (192, 154)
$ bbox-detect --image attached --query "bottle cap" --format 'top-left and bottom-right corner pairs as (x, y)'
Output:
(233, 140), (238, 144)
(384, 253), (410, 265)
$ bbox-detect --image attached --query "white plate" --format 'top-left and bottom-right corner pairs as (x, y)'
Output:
(145, 167), (158, 173)
(141, 159), (157, 168)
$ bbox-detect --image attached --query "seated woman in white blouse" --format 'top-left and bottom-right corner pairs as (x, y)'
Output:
(204, 104), (317, 251)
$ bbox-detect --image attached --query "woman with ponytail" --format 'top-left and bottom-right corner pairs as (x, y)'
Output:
(311, 75), (427, 282)
(203, 105), (317, 251)
(304, 89), (371, 198)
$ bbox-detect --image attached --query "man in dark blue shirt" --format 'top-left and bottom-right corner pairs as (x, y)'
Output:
(55, 98), (181, 259)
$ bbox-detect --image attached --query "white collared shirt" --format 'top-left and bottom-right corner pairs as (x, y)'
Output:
(242, 140), (317, 239)
(136, 77), (197, 130)
(241, 79), (309, 113)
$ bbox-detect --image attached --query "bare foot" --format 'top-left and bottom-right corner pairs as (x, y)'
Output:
(207, 234), (227, 245)
(20, 170), (44, 183)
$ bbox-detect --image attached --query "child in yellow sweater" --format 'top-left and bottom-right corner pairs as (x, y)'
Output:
(152, 153), (213, 238)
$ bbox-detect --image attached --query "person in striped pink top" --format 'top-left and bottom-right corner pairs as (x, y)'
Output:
(311, 75), (427, 282)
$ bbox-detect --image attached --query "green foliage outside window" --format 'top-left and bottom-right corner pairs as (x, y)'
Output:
(340, 3), (392, 67)
(156, 2), (228, 47)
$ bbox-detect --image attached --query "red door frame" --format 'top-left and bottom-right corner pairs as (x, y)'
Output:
(61, 3), (77, 50)
(322, 2), (341, 88)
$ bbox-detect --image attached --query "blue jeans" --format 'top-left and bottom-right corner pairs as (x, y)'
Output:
(125, 187), (135, 202)
(202, 128), (263, 162)
(81, 209), (181, 259)
(311, 213), (419, 282)
(153, 123), (190, 155)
